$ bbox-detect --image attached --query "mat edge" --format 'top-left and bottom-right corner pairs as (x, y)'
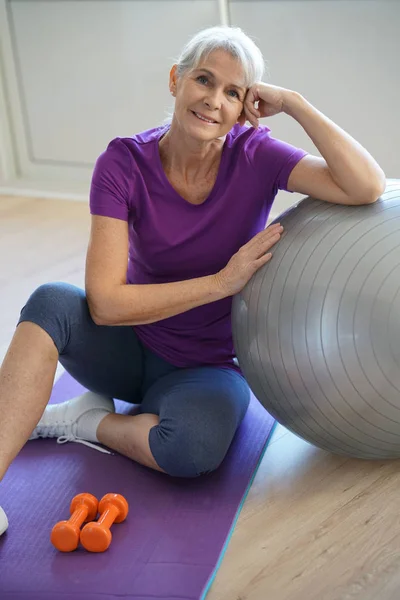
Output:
(200, 418), (277, 600)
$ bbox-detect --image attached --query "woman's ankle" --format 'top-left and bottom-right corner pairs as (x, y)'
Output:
(97, 413), (164, 472)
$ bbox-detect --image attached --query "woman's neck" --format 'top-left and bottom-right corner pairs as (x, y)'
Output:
(159, 124), (225, 183)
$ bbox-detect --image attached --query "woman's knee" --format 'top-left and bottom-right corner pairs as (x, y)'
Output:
(149, 426), (228, 478)
(20, 282), (85, 315)
(18, 282), (87, 353)
(144, 367), (251, 478)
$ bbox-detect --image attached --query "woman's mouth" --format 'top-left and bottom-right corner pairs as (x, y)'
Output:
(191, 111), (218, 125)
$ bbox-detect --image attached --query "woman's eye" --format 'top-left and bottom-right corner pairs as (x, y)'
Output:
(197, 76), (240, 99)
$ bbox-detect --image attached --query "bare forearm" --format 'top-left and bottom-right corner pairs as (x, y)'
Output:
(89, 274), (226, 326)
(284, 92), (386, 198)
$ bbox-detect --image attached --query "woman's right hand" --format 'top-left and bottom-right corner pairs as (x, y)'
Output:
(215, 223), (283, 296)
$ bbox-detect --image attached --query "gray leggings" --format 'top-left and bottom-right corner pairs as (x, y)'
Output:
(18, 282), (250, 478)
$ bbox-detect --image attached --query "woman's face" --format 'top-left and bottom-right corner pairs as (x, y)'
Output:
(169, 49), (248, 141)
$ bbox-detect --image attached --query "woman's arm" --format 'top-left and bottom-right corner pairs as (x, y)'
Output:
(242, 83), (386, 205)
(284, 91), (386, 204)
(85, 215), (225, 326)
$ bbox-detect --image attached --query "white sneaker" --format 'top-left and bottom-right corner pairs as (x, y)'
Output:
(0, 505), (8, 536)
(29, 391), (115, 454)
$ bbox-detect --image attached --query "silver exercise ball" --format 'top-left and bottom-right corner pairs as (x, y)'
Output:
(232, 180), (400, 459)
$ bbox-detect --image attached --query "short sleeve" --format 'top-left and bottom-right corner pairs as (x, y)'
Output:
(246, 126), (308, 193)
(89, 138), (135, 221)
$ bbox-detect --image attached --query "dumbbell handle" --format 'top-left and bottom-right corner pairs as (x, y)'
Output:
(97, 504), (119, 529)
(68, 505), (90, 528)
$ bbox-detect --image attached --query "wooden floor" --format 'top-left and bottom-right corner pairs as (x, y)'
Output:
(1, 195), (400, 600)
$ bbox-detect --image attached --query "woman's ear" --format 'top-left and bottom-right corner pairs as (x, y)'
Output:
(169, 64), (178, 96)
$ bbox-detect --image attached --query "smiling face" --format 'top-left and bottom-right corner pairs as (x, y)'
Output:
(169, 49), (248, 141)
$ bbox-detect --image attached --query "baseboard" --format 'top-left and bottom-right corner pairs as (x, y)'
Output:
(0, 178), (88, 201)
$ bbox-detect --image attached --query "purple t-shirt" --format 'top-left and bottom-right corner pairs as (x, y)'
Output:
(89, 122), (307, 372)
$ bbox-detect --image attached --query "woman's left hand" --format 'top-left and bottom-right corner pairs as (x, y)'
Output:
(238, 82), (294, 128)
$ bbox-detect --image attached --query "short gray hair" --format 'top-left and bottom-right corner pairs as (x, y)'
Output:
(162, 26), (266, 124)
(176, 25), (265, 87)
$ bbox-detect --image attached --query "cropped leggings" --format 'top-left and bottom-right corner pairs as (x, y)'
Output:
(17, 282), (250, 478)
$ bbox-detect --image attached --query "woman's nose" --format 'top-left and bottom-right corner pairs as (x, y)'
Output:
(203, 90), (223, 110)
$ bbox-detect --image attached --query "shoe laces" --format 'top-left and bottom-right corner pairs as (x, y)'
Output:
(56, 434), (113, 454)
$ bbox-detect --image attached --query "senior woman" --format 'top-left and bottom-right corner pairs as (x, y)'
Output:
(0, 25), (385, 534)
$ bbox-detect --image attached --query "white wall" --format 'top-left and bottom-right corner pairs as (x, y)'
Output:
(0, 0), (398, 216)
(0, 0), (221, 198)
(230, 0), (400, 215)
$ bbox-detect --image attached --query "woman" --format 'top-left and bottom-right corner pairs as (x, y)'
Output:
(0, 26), (385, 533)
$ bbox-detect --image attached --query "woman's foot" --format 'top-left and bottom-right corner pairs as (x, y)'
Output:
(0, 505), (8, 536)
(29, 391), (115, 452)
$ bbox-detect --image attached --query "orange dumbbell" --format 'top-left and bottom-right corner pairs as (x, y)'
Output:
(51, 492), (98, 552)
(80, 493), (129, 552)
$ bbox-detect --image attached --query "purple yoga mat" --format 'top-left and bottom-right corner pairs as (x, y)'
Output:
(0, 372), (275, 600)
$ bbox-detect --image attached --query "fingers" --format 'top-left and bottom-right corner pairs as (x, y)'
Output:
(263, 232), (281, 251)
(260, 223), (284, 240)
(268, 222), (283, 231)
(245, 86), (258, 104)
(267, 224), (284, 242)
(252, 223), (283, 254)
(255, 251), (273, 267)
(244, 94), (262, 126)
(244, 223), (284, 255)
(245, 102), (260, 119)
(244, 105), (259, 128)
